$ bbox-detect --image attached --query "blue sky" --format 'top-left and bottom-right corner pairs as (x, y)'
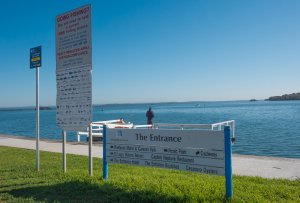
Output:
(0, 0), (299, 107)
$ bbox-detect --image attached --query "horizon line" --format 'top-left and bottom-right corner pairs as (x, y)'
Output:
(0, 99), (273, 109)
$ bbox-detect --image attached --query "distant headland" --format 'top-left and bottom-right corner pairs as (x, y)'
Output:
(35, 106), (52, 110)
(0, 106), (53, 112)
(266, 93), (300, 101)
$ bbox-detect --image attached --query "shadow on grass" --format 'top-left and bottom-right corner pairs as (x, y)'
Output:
(9, 180), (191, 203)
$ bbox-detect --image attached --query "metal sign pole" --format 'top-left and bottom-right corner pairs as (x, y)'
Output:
(89, 123), (93, 176)
(36, 67), (40, 171)
(62, 130), (66, 172)
(103, 125), (108, 180)
(224, 126), (233, 199)
(30, 45), (41, 172)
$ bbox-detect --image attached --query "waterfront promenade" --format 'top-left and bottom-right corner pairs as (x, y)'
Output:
(0, 134), (299, 180)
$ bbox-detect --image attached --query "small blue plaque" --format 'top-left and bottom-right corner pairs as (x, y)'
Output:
(30, 46), (42, 69)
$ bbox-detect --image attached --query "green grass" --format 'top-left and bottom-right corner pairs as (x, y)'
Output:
(0, 146), (299, 203)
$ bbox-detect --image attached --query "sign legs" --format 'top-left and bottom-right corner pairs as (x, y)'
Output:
(62, 130), (66, 173)
(89, 124), (93, 176)
(224, 126), (233, 199)
(103, 125), (108, 180)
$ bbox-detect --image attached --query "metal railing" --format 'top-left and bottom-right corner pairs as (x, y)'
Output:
(153, 120), (235, 139)
(77, 120), (235, 143)
(77, 119), (153, 142)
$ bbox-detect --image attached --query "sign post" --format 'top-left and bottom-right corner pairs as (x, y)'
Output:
(30, 46), (42, 172)
(224, 126), (233, 198)
(103, 125), (108, 179)
(89, 123), (93, 176)
(62, 130), (66, 172)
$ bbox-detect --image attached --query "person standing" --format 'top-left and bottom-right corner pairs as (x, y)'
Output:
(146, 107), (154, 125)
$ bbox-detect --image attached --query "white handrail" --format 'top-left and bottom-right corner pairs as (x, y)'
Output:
(93, 119), (121, 124)
(154, 120), (235, 139)
(153, 123), (213, 127)
(133, 125), (152, 128)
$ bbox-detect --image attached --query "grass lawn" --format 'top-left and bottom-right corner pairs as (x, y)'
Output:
(0, 146), (299, 202)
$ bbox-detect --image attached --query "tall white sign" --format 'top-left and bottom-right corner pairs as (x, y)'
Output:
(56, 4), (92, 132)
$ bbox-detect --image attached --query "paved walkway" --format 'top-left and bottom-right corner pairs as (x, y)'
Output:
(1, 134), (299, 180)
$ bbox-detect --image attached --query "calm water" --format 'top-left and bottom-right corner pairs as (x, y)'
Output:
(0, 101), (299, 158)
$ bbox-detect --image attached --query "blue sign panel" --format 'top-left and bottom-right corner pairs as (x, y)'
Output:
(30, 46), (42, 69)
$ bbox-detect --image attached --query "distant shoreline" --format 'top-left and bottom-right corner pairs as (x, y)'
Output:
(1, 99), (300, 111)
(0, 106), (53, 112)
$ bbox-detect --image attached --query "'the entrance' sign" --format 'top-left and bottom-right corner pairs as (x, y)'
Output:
(106, 129), (225, 175)
(103, 126), (233, 198)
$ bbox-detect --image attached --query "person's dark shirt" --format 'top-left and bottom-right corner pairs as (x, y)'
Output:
(146, 109), (154, 124)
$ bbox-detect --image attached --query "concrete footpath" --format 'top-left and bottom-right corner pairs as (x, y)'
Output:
(0, 134), (299, 180)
